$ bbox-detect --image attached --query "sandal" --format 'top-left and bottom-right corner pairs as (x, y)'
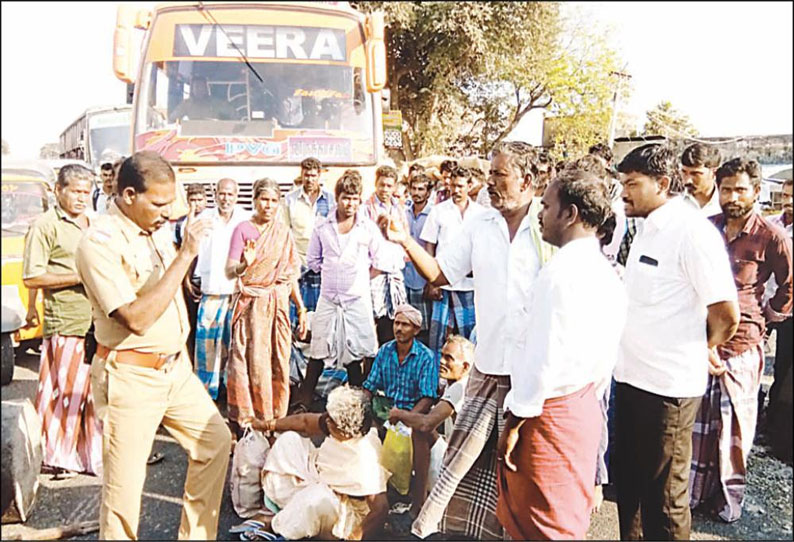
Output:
(52, 468), (79, 481)
(146, 451), (165, 465)
(240, 529), (282, 541)
(229, 520), (265, 534)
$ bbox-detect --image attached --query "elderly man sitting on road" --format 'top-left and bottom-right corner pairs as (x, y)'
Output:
(388, 335), (474, 522)
(247, 386), (390, 540)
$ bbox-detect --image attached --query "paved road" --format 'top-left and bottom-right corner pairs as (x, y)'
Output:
(1, 341), (790, 540)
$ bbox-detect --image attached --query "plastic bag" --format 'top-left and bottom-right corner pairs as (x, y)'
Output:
(427, 436), (448, 490)
(381, 421), (413, 495)
(230, 427), (270, 518)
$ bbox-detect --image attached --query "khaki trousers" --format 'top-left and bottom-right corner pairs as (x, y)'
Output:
(91, 349), (232, 540)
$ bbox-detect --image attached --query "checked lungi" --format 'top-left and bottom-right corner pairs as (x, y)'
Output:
(429, 290), (476, 361)
(290, 268), (322, 325)
(35, 334), (103, 475)
(689, 344), (764, 522)
(406, 287), (431, 332)
(412, 366), (510, 540)
(371, 272), (407, 320)
(195, 294), (233, 400)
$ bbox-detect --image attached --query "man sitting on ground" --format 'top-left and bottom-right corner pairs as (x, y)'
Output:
(248, 386), (389, 540)
(388, 335), (474, 521)
(362, 304), (438, 425)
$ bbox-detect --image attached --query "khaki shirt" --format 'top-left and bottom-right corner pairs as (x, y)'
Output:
(75, 202), (189, 354)
(22, 206), (93, 337)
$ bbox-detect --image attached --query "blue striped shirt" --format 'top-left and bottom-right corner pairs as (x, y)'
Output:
(363, 339), (438, 410)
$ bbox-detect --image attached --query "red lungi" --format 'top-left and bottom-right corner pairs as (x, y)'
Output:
(497, 383), (601, 540)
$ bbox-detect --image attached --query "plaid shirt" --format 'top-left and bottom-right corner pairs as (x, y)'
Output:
(363, 339), (438, 410)
(711, 212), (793, 357)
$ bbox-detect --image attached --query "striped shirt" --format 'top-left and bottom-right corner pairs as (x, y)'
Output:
(363, 339), (438, 410)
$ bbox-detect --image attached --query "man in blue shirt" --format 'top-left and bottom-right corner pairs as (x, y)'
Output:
(403, 174), (434, 346)
(363, 304), (438, 415)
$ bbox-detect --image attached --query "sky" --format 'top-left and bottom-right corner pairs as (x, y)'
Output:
(2, 1), (792, 158)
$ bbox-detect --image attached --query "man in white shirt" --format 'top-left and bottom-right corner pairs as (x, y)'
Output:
(194, 178), (252, 400)
(420, 166), (487, 360)
(612, 143), (740, 541)
(496, 169), (627, 540)
(384, 141), (550, 540)
(681, 143), (722, 218)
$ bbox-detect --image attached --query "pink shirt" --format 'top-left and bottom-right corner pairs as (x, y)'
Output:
(228, 221), (262, 262)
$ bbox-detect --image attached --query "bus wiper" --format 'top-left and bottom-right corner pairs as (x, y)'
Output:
(196, 1), (264, 84)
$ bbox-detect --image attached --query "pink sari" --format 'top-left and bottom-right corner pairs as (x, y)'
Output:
(228, 210), (300, 422)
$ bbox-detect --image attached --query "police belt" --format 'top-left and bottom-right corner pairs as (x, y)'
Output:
(96, 344), (179, 370)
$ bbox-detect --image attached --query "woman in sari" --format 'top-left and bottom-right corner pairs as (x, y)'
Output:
(226, 178), (307, 435)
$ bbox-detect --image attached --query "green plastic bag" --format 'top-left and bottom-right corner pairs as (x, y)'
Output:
(371, 394), (394, 423)
(381, 421), (413, 495)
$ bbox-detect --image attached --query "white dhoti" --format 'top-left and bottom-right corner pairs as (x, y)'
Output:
(309, 296), (378, 369)
(262, 429), (389, 540)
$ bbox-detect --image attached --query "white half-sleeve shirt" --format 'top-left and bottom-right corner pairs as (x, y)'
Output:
(436, 207), (542, 376)
(614, 196), (738, 398)
(196, 206), (252, 295)
(504, 237), (627, 418)
(420, 198), (487, 291)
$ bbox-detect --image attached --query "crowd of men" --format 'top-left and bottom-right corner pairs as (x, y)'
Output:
(19, 138), (792, 540)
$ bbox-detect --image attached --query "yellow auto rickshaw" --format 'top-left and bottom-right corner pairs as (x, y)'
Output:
(1, 170), (51, 385)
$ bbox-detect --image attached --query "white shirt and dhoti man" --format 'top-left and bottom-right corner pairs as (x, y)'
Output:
(194, 206), (252, 399)
(497, 237), (627, 540)
(412, 206), (546, 540)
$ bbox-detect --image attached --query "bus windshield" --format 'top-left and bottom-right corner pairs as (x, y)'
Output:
(89, 126), (130, 163)
(136, 59), (376, 165)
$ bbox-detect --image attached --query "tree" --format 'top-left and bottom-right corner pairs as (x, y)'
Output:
(39, 143), (60, 160)
(353, 2), (625, 159)
(1, 139), (8, 155)
(539, 17), (631, 160)
(643, 101), (698, 139)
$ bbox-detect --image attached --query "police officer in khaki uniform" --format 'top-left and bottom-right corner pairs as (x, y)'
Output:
(75, 151), (231, 540)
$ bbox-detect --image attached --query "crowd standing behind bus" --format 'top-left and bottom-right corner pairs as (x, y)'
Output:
(20, 141), (793, 540)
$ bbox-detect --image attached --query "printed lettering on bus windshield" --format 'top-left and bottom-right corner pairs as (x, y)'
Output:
(174, 25), (347, 61)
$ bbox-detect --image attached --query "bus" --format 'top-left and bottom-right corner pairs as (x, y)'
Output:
(112, 1), (388, 217)
(59, 105), (133, 169)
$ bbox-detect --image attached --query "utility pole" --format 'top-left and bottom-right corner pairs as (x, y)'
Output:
(607, 70), (632, 148)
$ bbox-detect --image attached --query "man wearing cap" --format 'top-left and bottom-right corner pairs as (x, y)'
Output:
(363, 304), (438, 421)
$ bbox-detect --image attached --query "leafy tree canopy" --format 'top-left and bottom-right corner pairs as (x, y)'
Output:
(643, 100), (699, 139)
(353, 1), (627, 159)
